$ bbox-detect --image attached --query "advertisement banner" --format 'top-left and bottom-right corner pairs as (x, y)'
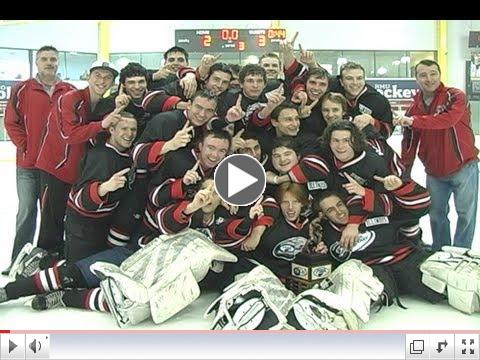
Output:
(366, 78), (419, 115)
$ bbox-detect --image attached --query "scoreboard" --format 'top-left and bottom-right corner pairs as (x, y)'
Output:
(175, 29), (286, 52)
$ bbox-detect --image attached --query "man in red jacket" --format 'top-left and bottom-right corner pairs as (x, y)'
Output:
(3, 46), (76, 275)
(35, 59), (120, 258)
(397, 59), (479, 251)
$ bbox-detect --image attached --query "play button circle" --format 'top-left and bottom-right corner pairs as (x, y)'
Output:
(214, 154), (266, 206)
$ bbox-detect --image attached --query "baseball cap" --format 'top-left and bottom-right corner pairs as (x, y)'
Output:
(89, 60), (119, 78)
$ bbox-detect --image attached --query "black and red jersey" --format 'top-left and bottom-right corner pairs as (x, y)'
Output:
(251, 215), (310, 278)
(66, 142), (131, 220)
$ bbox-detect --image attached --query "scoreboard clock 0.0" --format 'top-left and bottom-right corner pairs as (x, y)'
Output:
(175, 29), (286, 52)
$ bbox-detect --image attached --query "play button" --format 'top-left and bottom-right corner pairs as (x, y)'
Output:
(9, 340), (17, 353)
(214, 154), (266, 206)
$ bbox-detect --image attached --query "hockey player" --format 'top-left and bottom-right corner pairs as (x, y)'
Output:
(313, 188), (445, 305)
(147, 46), (190, 90)
(319, 119), (391, 195)
(63, 112), (137, 261)
(236, 131), (269, 166)
(10, 112), (138, 272)
(248, 102), (321, 157)
(321, 92), (405, 178)
(133, 89), (219, 176)
(247, 182), (312, 278)
(94, 62), (150, 141)
(330, 61), (393, 140)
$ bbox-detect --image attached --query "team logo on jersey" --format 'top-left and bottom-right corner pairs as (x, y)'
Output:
(352, 230), (376, 252)
(329, 242), (352, 262)
(359, 103), (373, 115)
(273, 237), (308, 261)
(215, 217), (225, 225)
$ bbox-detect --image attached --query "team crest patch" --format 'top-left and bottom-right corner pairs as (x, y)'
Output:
(273, 237), (308, 261)
(215, 217), (225, 225)
(352, 230), (376, 252)
(329, 242), (352, 262)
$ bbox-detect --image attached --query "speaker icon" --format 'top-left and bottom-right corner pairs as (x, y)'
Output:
(29, 339), (42, 353)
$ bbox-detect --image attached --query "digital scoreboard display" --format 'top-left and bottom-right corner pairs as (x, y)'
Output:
(175, 29), (286, 52)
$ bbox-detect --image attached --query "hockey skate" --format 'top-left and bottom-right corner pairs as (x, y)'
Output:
(31, 290), (66, 310)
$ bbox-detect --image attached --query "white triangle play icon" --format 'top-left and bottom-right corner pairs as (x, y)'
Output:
(228, 163), (258, 197)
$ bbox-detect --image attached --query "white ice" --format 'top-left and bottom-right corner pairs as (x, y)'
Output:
(1, 136), (479, 330)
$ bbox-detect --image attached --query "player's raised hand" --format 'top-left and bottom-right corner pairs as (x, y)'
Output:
(373, 174), (403, 191)
(226, 94), (245, 123)
(179, 73), (198, 99)
(152, 64), (176, 81)
(291, 90), (308, 108)
(298, 43), (317, 68)
(165, 121), (194, 152)
(342, 172), (366, 196)
(98, 168), (130, 196)
(249, 196), (264, 219)
(182, 160), (202, 185)
(298, 97), (319, 118)
(280, 31), (298, 53)
(231, 128), (246, 153)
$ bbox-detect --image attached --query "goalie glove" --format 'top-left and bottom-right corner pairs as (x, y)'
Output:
(286, 288), (359, 330)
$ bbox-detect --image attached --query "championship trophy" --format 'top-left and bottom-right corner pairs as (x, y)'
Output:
(285, 222), (333, 294)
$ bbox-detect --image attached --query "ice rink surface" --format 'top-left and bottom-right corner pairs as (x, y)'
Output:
(1, 136), (479, 330)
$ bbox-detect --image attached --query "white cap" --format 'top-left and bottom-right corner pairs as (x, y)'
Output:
(89, 60), (118, 78)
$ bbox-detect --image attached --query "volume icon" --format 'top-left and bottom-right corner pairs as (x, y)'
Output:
(29, 339), (42, 353)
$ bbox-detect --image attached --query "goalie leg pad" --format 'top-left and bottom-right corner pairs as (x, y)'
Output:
(149, 268), (200, 324)
(327, 259), (384, 323)
(99, 278), (151, 328)
(119, 229), (237, 287)
(90, 262), (149, 304)
(420, 248), (480, 314)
